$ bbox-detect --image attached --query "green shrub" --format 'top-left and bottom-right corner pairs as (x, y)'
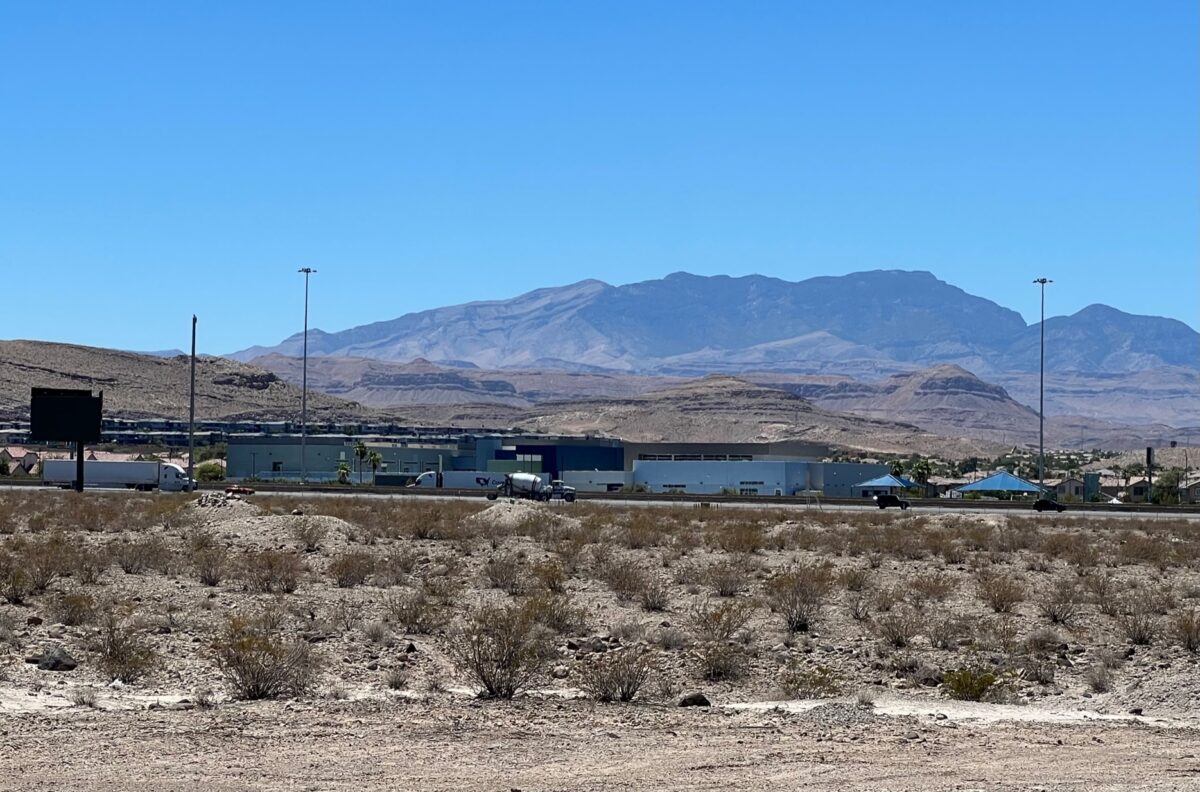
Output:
(942, 667), (997, 701)
(195, 462), (225, 482)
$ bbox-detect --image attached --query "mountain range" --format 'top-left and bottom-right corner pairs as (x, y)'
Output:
(232, 270), (1199, 378)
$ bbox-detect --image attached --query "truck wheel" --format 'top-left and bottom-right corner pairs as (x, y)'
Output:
(486, 492), (498, 501)
(901, 502), (909, 510)
(564, 493), (575, 503)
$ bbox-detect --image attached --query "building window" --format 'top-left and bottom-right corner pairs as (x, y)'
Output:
(739, 488), (759, 496)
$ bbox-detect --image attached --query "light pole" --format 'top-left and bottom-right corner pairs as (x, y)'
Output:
(188, 315), (197, 491)
(299, 268), (317, 484)
(1033, 277), (1052, 491)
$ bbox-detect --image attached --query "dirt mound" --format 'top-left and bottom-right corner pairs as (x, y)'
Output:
(205, 513), (360, 549)
(466, 499), (580, 532)
(185, 492), (263, 520)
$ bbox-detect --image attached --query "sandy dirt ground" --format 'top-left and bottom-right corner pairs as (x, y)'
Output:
(4, 492), (1200, 790)
(3, 697), (1200, 791)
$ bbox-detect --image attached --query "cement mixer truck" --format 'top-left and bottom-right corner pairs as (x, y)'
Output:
(486, 472), (576, 502)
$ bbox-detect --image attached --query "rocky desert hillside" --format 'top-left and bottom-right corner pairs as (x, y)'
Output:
(0, 340), (371, 422)
(405, 376), (1005, 458)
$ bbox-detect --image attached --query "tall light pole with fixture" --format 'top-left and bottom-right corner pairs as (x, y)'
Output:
(1033, 277), (1052, 491)
(188, 314), (197, 491)
(299, 268), (317, 484)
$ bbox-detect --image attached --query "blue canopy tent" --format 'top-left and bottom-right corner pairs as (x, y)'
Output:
(956, 471), (1044, 497)
(852, 474), (918, 498)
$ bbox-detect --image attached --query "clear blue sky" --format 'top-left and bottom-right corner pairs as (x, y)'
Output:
(2, 1), (1196, 354)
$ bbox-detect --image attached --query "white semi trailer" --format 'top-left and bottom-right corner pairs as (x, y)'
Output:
(411, 471), (508, 490)
(42, 460), (197, 492)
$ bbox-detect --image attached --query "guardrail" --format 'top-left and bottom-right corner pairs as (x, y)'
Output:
(4, 477), (1199, 515)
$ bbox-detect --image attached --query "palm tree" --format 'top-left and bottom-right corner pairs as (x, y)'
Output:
(337, 461), (352, 485)
(368, 450), (383, 485)
(912, 459), (931, 485)
(353, 441), (368, 484)
(889, 460), (905, 478)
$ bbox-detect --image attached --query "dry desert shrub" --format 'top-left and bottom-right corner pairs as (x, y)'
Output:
(68, 545), (110, 585)
(18, 533), (71, 593)
(777, 661), (842, 699)
(1038, 578), (1084, 626)
(291, 520), (327, 552)
(578, 646), (656, 702)
(1085, 662), (1112, 693)
(694, 639), (750, 681)
(0, 549), (30, 604)
(927, 613), (969, 650)
(520, 592), (587, 635)
(1021, 626), (1063, 655)
(707, 519), (765, 554)
(976, 571), (1025, 614)
(110, 536), (169, 576)
(385, 589), (443, 634)
(327, 551), (376, 589)
(1118, 532), (1173, 568)
(600, 560), (649, 602)
(906, 571), (958, 604)
(690, 597), (756, 643)
(1170, 608), (1200, 652)
(704, 557), (752, 597)
(637, 575), (671, 612)
(837, 566), (872, 592)
(873, 607), (923, 648)
(214, 611), (317, 700)
(95, 610), (156, 683)
(978, 616), (1020, 654)
(483, 552), (526, 595)
(240, 549), (303, 594)
(765, 563), (833, 633)
(530, 558), (567, 593)
(1082, 572), (1122, 616)
(375, 547), (419, 587)
(51, 590), (97, 626)
(1115, 600), (1159, 645)
(187, 531), (228, 587)
(451, 603), (549, 699)
(622, 513), (665, 549)
(653, 625), (690, 650)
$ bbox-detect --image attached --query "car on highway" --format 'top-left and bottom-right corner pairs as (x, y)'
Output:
(1033, 498), (1066, 512)
(225, 484), (256, 496)
(874, 494), (909, 510)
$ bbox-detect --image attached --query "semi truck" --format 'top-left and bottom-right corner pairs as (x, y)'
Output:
(411, 471), (508, 490)
(42, 460), (197, 492)
(486, 472), (576, 502)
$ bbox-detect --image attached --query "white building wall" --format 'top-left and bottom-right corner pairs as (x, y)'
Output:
(562, 470), (631, 493)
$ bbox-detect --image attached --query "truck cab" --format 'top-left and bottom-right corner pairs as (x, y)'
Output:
(548, 480), (577, 502)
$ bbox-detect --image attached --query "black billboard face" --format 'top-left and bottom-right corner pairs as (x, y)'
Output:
(30, 388), (102, 443)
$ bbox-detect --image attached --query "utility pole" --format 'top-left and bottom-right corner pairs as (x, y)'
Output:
(1033, 278), (1052, 492)
(299, 268), (317, 484)
(188, 315), (197, 491)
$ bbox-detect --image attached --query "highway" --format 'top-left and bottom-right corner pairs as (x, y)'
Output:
(4, 479), (1197, 521)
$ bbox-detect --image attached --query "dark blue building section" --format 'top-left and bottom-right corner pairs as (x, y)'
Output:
(495, 443), (625, 479)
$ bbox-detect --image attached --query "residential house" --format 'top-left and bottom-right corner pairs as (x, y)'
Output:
(1046, 477), (1086, 502)
(1179, 474), (1200, 505)
(0, 447), (40, 475)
